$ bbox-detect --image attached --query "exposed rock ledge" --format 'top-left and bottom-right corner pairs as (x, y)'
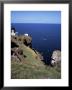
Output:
(11, 35), (43, 62)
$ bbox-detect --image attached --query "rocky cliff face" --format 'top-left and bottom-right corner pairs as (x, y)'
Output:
(11, 35), (43, 62)
(51, 50), (61, 66)
(11, 35), (61, 79)
(11, 35), (32, 47)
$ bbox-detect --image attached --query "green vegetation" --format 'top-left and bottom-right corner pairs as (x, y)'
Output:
(11, 35), (61, 79)
(11, 60), (61, 79)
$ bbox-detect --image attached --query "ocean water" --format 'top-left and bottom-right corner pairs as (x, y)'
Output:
(11, 23), (61, 63)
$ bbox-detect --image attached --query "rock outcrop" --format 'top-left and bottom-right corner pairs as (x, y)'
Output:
(51, 50), (61, 65)
(11, 35), (61, 79)
(11, 35), (32, 47)
(11, 35), (43, 62)
(11, 35), (32, 61)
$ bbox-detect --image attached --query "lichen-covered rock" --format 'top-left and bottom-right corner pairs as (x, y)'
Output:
(11, 35), (32, 48)
(51, 50), (61, 65)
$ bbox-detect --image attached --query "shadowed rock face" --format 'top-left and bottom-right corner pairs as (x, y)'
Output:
(11, 35), (43, 62)
(11, 35), (32, 61)
(11, 35), (32, 47)
(11, 41), (19, 48)
(23, 38), (32, 48)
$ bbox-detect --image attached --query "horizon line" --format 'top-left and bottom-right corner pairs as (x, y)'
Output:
(11, 23), (61, 24)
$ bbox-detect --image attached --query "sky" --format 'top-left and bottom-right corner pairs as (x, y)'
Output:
(11, 11), (61, 24)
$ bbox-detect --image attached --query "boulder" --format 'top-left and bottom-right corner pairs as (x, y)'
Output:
(51, 50), (61, 65)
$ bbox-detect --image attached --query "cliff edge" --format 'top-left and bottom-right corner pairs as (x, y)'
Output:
(11, 35), (61, 79)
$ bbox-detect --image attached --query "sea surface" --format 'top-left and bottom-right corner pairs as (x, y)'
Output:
(11, 23), (61, 63)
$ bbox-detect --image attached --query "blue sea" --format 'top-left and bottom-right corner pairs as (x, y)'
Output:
(11, 23), (61, 63)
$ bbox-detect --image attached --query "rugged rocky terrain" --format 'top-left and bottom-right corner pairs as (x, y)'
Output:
(11, 35), (61, 79)
(11, 35), (43, 62)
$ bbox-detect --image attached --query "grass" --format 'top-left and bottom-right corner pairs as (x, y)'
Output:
(11, 61), (61, 79)
(11, 36), (61, 79)
(11, 44), (61, 79)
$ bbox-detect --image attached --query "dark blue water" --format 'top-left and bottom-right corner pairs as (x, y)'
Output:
(11, 23), (61, 63)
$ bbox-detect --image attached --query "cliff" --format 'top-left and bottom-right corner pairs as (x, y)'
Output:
(11, 35), (61, 79)
(11, 35), (44, 61)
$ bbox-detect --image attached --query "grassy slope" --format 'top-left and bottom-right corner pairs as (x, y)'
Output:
(11, 43), (61, 79)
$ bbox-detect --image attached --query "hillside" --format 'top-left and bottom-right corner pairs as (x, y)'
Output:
(11, 35), (61, 79)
